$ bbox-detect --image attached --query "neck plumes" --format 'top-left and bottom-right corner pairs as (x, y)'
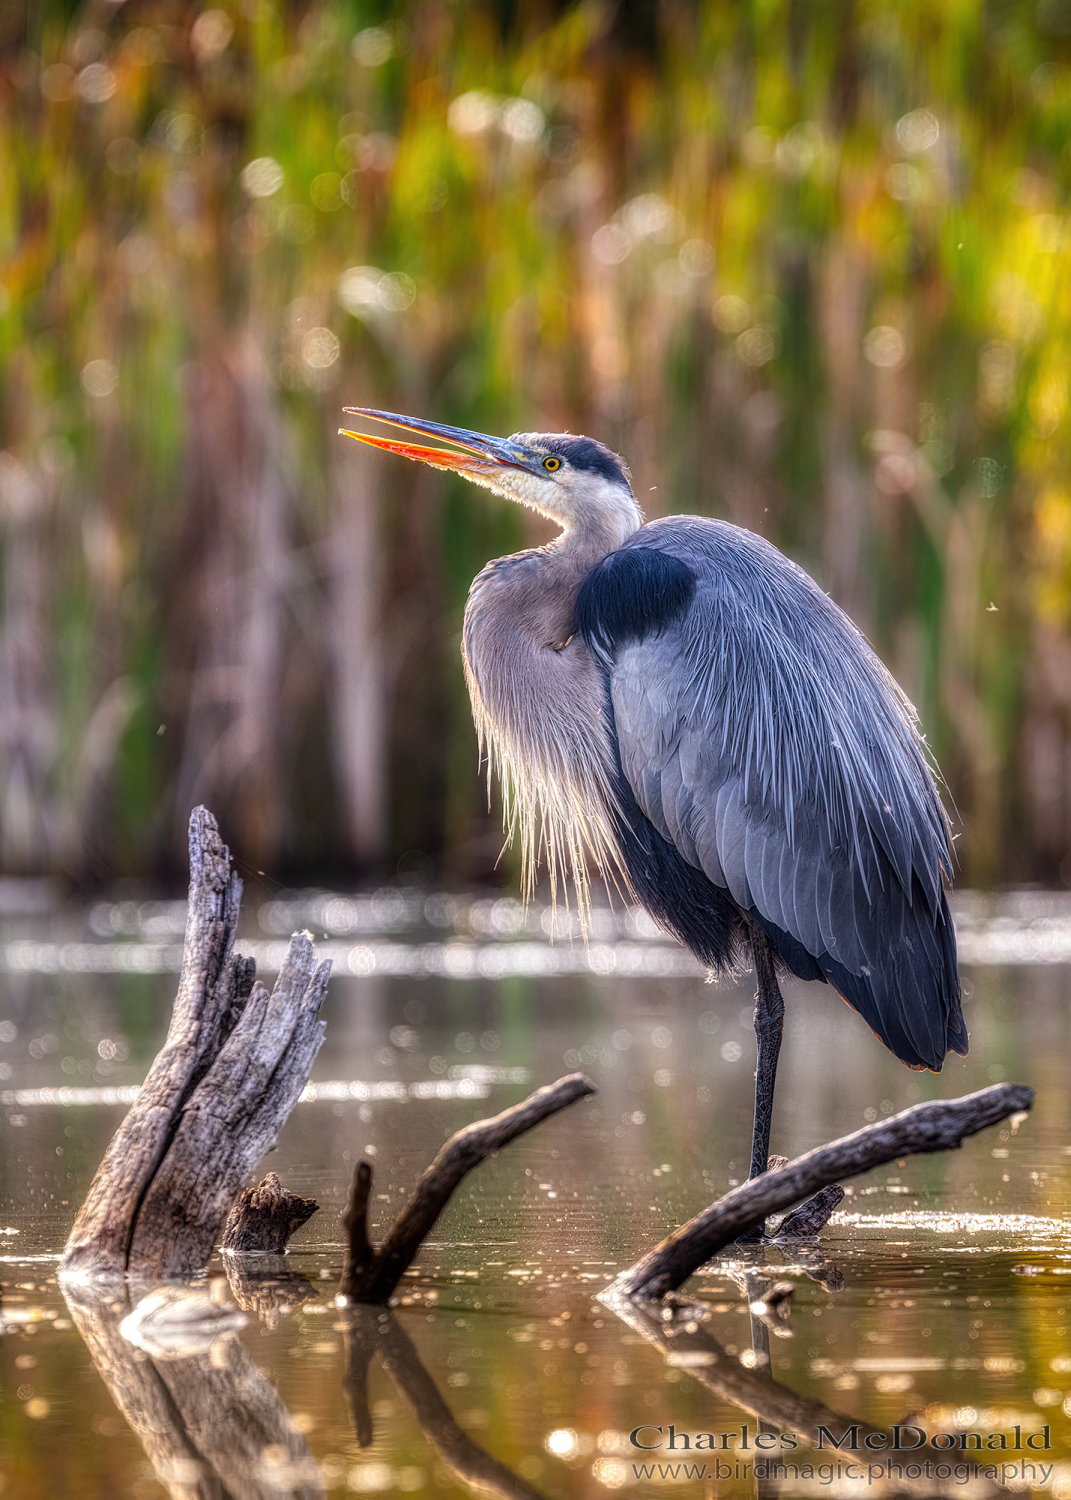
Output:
(462, 498), (641, 915)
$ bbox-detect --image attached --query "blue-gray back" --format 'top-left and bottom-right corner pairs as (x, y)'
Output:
(579, 515), (965, 1071)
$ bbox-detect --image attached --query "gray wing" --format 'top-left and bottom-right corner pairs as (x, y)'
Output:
(606, 518), (964, 1071)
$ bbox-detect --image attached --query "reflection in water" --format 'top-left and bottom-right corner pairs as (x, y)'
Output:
(60, 1272), (547, 1500)
(605, 1280), (882, 1447)
(604, 1288), (1016, 1498)
(118, 1287), (248, 1359)
(63, 1281), (324, 1500)
(224, 1257), (318, 1331)
(341, 1308), (545, 1500)
(0, 1077), (494, 1110)
(2, 902), (1071, 1496)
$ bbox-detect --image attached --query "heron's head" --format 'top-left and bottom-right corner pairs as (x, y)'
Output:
(340, 408), (641, 546)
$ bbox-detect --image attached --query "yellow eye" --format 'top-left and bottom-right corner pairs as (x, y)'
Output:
(543, 456), (561, 471)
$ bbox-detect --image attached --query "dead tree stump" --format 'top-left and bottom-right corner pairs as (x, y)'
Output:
(61, 806), (330, 1281)
(221, 1173), (319, 1255)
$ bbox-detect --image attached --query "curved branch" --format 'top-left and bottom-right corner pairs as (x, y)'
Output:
(340, 1073), (596, 1303)
(618, 1083), (1034, 1300)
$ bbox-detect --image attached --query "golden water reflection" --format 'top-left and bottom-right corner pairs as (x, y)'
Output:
(1, 945), (1070, 1497)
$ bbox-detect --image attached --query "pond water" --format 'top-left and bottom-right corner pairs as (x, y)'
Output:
(1, 889), (1071, 1499)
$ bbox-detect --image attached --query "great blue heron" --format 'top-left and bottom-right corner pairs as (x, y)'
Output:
(340, 408), (966, 1189)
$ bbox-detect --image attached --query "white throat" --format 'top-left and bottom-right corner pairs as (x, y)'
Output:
(475, 466), (642, 555)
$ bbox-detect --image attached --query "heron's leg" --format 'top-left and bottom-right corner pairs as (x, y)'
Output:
(747, 920), (785, 1184)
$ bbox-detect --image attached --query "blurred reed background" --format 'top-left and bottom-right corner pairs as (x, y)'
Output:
(1, 0), (1069, 889)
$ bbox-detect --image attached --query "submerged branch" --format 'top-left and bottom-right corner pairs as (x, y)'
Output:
(339, 1073), (596, 1304)
(618, 1083), (1034, 1300)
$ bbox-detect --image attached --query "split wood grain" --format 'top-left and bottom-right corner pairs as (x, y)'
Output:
(61, 806), (329, 1280)
(220, 1172), (319, 1255)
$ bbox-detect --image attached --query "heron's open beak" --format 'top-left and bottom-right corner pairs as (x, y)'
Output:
(339, 407), (531, 476)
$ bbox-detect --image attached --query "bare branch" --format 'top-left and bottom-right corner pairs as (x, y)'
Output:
(339, 1073), (596, 1304)
(618, 1083), (1034, 1300)
(342, 1160), (374, 1288)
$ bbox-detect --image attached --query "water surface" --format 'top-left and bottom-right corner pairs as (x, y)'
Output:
(2, 891), (1070, 1497)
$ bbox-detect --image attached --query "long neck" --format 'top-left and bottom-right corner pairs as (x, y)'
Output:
(533, 496), (642, 640)
(543, 480), (642, 566)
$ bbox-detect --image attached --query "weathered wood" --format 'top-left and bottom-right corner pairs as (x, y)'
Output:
(343, 1307), (546, 1500)
(221, 1173), (319, 1254)
(618, 1082), (1034, 1300)
(64, 1281), (323, 1500)
(774, 1183), (844, 1239)
(62, 808), (243, 1277)
(61, 806), (329, 1280)
(130, 950), (327, 1277)
(339, 1073), (596, 1304)
(741, 1152), (843, 1242)
(341, 1159), (374, 1293)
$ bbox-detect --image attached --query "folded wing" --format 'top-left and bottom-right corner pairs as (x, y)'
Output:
(579, 517), (965, 1071)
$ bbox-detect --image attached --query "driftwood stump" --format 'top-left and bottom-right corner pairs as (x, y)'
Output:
(61, 807), (330, 1280)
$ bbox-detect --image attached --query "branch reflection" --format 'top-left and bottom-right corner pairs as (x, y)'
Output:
(340, 1306), (546, 1500)
(604, 1286), (1012, 1499)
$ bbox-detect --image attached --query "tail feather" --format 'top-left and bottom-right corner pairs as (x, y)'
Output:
(758, 883), (965, 1072)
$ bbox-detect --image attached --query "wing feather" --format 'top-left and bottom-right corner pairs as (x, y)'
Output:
(789, 826), (822, 955)
(600, 517), (963, 1071)
(712, 780), (750, 909)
